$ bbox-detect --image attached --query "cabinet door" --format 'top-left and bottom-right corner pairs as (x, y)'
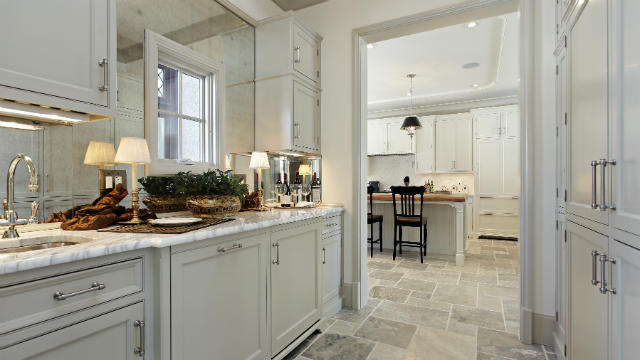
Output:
(557, 47), (568, 209)
(475, 110), (502, 139)
(322, 233), (341, 315)
(387, 118), (413, 154)
(566, 221), (608, 360)
(503, 107), (520, 138)
(171, 234), (269, 360)
(476, 140), (502, 195)
(566, 0), (609, 225)
(502, 139), (520, 196)
(435, 119), (456, 172)
(609, 237), (640, 360)
(367, 120), (388, 155)
(0, 302), (143, 360)
(293, 80), (318, 151)
(293, 24), (320, 84)
(453, 115), (473, 171)
(271, 224), (322, 356)
(0, 0), (111, 107)
(555, 216), (567, 342)
(610, 0), (640, 236)
(415, 116), (435, 174)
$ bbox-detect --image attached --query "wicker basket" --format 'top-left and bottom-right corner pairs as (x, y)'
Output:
(142, 195), (187, 213)
(186, 195), (242, 218)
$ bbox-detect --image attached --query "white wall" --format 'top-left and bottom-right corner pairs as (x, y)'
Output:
(294, 0), (556, 323)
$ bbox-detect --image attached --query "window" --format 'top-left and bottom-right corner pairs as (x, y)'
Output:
(144, 30), (224, 175)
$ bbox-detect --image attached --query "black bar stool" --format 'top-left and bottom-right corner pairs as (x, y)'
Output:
(367, 185), (383, 257)
(390, 186), (428, 263)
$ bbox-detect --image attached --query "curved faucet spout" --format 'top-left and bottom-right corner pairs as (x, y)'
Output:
(4, 154), (39, 238)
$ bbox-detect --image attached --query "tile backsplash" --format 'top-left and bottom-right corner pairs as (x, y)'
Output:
(367, 154), (474, 194)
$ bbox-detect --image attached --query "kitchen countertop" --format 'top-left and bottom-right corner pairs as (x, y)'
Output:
(368, 193), (467, 202)
(0, 206), (343, 275)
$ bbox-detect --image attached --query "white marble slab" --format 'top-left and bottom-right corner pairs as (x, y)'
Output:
(0, 206), (343, 275)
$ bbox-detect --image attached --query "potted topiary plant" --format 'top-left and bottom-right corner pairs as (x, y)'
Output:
(185, 170), (248, 218)
(138, 173), (188, 213)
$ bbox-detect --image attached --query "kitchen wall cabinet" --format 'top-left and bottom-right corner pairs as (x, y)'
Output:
(170, 233), (269, 360)
(435, 113), (472, 172)
(367, 118), (415, 156)
(555, 39), (568, 210)
(415, 116), (435, 174)
(255, 75), (321, 154)
(0, 0), (116, 118)
(271, 223), (322, 356)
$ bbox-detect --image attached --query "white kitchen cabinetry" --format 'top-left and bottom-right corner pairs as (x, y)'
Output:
(367, 118), (415, 156)
(0, 0), (116, 118)
(435, 113), (473, 172)
(415, 116), (436, 174)
(170, 233), (269, 360)
(555, 40), (568, 210)
(255, 75), (321, 153)
(322, 213), (343, 317)
(367, 120), (388, 155)
(473, 105), (520, 238)
(271, 223), (322, 356)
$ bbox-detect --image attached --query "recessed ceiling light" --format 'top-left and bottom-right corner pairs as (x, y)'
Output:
(472, 84), (480, 88)
(462, 62), (480, 69)
(466, 21), (478, 28)
(367, 43), (375, 49)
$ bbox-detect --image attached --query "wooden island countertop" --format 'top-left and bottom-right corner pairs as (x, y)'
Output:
(367, 193), (467, 202)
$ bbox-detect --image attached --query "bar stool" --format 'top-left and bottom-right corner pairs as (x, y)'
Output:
(367, 185), (383, 257)
(390, 186), (428, 263)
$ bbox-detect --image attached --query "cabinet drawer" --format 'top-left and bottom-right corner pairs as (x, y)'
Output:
(323, 214), (342, 234)
(0, 258), (142, 334)
(477, 197), (520, 214)
(478, 213), (519, 234)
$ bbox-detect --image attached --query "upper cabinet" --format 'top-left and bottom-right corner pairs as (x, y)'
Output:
(0, 0), (116, 119)
(367, 118), (415, 156)
(255, 15), (322, 154)
(415, 116), (436, 173)
(256, 16), (321, 85)
(435, 113), (473, 173)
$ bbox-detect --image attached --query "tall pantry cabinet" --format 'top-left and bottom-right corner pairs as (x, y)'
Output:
(555, 0), (640, 359)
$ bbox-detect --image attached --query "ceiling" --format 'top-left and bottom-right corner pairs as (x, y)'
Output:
(367, 12), (520, 112)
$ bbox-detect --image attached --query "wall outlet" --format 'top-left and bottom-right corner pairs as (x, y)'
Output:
(103, 170), (127, 190)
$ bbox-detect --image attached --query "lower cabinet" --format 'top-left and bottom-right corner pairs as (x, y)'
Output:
(271, 224), (322, 356)
(322, 231), (342, 317)
(170, 233), (269, 360)
(0, 302), (144, 360)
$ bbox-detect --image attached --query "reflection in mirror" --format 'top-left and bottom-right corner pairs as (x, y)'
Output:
(0, 1), (255, 222)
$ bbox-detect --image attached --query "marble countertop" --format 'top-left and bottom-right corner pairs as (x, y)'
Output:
(0, 206), (343, 276)
(368, 193), (467, 202)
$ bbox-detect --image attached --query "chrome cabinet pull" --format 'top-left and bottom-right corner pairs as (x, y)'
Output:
(607, 258), (617, 295)
(322, 247), (326, 264)
(134, 320), (145, 357)
(217, 243), (242, 253)
(98, 58), (109, 91)
(608, 159), (617, 211)
(294, 46), (301, 63)
(599, 254), (608, 294)
(272, 242), (280, 265)
(591, 250), (600, 286)
(599, 159), (608, 211)
(53, 282), (106, 301)
(591, 160), (599, 209)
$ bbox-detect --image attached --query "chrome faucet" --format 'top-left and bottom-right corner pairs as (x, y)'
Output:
(3, 154), (38, 238)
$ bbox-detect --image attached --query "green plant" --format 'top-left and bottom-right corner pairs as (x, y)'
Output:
(186, 170), (248, 203)
(138, 175), (176, 195)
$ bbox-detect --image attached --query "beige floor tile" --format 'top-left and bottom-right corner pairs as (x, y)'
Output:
(404, 297), (452, 312)
(353, 316), (417, 348)
(326, 320), (361, 335)
(477, 328), (545, 360)
(431, 283), (478, 307)
(373, 301), (449, 330)
(395, 278), (437, 293)
(446, 318), (478, 337)
(370, 270), (404, 282)
(405, 326), (477, 360)
(405, 269), (460, 284)
(368, 260), (397, 271)
(369, 286), (410, 303)
(479, 284), (520, 300)
(478, 294), (504, 312)
(450, 305), (506, 331)
(461, 272), (498, 285)
(367, 342), (407, 360)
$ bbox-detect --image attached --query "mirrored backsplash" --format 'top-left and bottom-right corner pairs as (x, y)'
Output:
(0, 0), (255, 222)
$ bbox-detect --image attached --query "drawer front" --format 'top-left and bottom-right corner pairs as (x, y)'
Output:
(323, 214), (342, 235)
(478, 213), (519, 235)
(477, 197), (520, 214)
(0, 258), (143, 334)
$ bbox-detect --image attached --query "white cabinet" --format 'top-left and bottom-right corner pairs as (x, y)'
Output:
(435, 113), (472, 172)
(171, 233), (269, 360)
(256, 15), (321, 85)
(255, 75), (320, 153)
(271, 224), (322, 356)
(415, 116), (436, 174)
(555, 213), (567, 346)
(0, 0), (116, 118)
(322, 231), (342, 317)
(556, 42), (568, 210)
(0, 302), (144, 360)
(366, 118), (414, 155)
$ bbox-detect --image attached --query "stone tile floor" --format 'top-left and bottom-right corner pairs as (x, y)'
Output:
(284, 238), (558, 360)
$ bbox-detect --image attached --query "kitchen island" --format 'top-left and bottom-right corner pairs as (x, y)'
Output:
(0, 206), (343, 360)
(368, 192), (470, 266)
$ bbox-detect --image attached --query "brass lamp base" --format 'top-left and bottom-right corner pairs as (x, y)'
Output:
(119, 190), (146, 225)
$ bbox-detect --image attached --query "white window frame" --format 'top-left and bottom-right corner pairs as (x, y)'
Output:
(144, 29), (225, 175)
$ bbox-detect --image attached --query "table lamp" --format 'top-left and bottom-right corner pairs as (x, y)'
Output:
(249, 151), (270, 209)
(114, 137), (151, 224)
(83, 141), (116, 194)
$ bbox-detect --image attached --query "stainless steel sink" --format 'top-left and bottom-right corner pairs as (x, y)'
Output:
(0, 235), (93, 254)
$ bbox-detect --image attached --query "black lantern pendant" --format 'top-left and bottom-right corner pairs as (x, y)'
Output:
(401, 74), (421, 138)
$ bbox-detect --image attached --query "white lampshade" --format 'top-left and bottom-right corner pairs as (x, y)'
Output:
(84, 141), (116, 166)
(114, 137), (151, 164)
(249, 151), (270, 169)
(298, 164), (312, 176)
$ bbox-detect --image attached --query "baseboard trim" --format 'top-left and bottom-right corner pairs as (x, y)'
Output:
(532, 312), (555, 345)
(552, 326), (566, 360)
(322, 296), (343, 318)
(342, 282), (360, 309)
(521, 306), (533, 344)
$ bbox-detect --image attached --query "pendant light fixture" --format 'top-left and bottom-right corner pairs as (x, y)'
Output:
(401, 73), (422, 138)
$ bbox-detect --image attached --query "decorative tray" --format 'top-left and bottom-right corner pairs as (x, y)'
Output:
(99, 218), (234, 234)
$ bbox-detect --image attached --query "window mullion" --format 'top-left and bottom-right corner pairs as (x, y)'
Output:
(178, 70), (183, 161)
